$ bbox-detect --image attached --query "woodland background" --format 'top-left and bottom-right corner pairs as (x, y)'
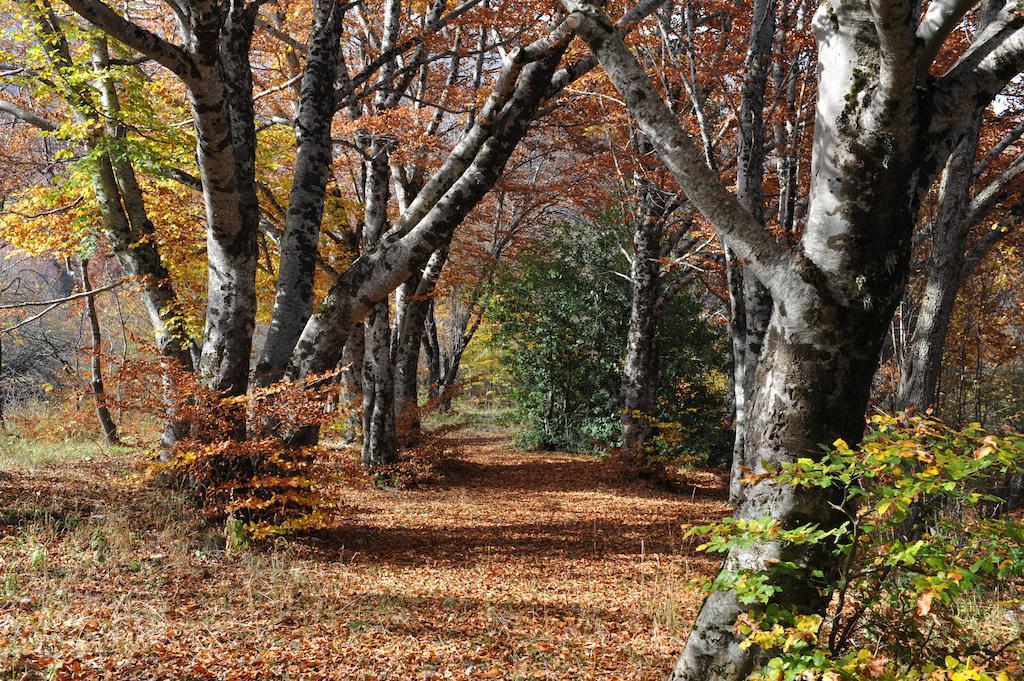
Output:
(0, 0), (1023, 678)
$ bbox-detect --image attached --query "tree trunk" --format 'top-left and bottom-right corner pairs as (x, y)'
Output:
(79, 258), (119, 446)
(559, 1), (1012, 676)
(359, 137), (398, 467)
(86, 35), (194, 446)
(724, 249), (748, 503)
(621, 200), (663, 455)
(897, 126), (981, 410)
(394, 248), (448, 445)
(361, 305), (397, 467)
(729, 0), (776, 504)
(671, 305), (891, 679)
(423, 301), (442, 399)
(184, 4), (261, 415)
(255, 0), (346, 386)
(338, 325), (364, 444)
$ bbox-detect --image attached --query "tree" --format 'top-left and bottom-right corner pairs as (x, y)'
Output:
(0, 2), (196, 444)
(559, 0), (1024, 677)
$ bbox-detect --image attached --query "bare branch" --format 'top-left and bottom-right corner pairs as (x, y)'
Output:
(557, 0), (811, 306)
(929, 7), (1024, 140)
(917, 0), (978, 77)
(0, 99), (59, 131)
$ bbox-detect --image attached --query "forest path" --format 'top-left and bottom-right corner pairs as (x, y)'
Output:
(330, 429), (728, 567)
(0, 427), (728, 680)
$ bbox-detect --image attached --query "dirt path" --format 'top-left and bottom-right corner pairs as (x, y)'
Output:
(0, 429), (728, 680)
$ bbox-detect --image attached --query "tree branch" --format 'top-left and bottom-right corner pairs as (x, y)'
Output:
(557, 0), (809, 305)
(0, 99), (58, 131)
(929, 7), (1024, 140)
(917, 0), (978, 77)
(62, 0), (194, 79)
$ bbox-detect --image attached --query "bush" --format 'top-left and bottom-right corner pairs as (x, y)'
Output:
(686, 413), (1024, 680)
(488, 218), (730, 463)
(134, 362), (344, 540)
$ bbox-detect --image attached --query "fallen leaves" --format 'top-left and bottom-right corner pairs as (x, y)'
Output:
(0, 428), (729, 679)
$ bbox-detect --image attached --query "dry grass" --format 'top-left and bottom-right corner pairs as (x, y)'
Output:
(0, 428), (728, 680)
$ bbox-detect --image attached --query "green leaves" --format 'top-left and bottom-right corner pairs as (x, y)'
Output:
(687, 413), (1024, 679)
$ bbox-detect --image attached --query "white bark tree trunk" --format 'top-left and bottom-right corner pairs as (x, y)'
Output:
(255, 0), (347, 386)
(560, 0), (1024, 677)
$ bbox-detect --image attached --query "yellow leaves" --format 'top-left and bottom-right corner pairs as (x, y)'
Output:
(974, 435), (1000, 459)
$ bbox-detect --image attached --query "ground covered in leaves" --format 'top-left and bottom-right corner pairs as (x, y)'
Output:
(0, 427), (728, 680)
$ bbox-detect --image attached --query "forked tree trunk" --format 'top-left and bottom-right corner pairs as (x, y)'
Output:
(192, 5), (261, 411)
(394, 248), (448, 446)
(362, 304), (397, 467)
(79, 258), (120, 446)
(360, 138), (398, 467)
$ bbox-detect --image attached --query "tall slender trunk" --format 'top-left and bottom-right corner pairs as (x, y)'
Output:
(79, 258), (119, 446)
(897, 126), (981, 410)
(338, 325), (364, 444)
(394, 248), (448, 445)
(255, 0), (346, 385)
(88, 37), (193, 445)
(724, 249), (748, 502)
(360, 137), (398, 466)
(423, 301), (442, 399)
(729, 0), (776, 504)
(362, 304), (397, 466)
(621, 200), (663, 454)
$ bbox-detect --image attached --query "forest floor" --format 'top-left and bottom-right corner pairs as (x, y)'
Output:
(0, 423), (729, 680)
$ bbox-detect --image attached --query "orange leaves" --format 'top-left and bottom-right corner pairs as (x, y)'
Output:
(917, 589), (937, 616)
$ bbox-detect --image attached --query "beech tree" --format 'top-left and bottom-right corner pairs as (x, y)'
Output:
(896, 103), (1024, 411)
(25, 0), (666, 467)
(559, 0), (1024, 677)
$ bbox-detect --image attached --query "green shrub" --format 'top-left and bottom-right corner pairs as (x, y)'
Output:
(487, 218), (731, 464)
(686, 413), (1024, 680)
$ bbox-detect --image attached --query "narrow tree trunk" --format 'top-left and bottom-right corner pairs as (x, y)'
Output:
(394, 248), (448, 445)
(338, 325), (364, 444)
(362, 305), (397, 466)
(79, 258), (119, 446)
(255, 0), (346, 385)
(360, 137), (398, 466)
(725, 249), (748, 503)
(729, 0), (776, 504)
(89, 36), (194, 446)
(423, 301), (442, 399)
(897, 127), (980, 410)
(621, 202), (663, 455)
